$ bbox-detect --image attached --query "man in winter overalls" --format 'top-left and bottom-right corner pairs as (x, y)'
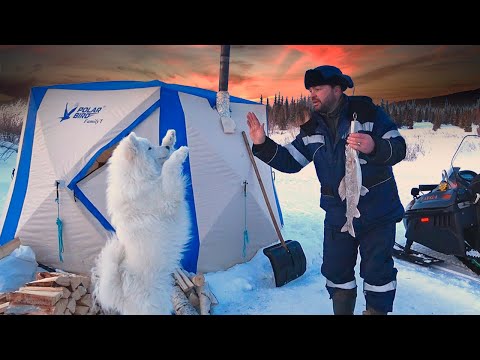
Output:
(246, 65), (406, 315)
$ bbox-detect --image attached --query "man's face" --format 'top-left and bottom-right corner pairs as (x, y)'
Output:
(308, 85), (338, 112)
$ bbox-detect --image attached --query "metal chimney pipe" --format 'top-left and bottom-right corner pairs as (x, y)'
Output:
(219, 45), (230, 92)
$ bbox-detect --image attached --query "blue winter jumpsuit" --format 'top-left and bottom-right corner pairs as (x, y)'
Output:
(252, 96), (406, 313)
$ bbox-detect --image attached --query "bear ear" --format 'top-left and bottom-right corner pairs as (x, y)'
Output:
(124, 132), (139, 161)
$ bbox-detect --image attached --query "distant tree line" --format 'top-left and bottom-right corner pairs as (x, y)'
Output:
(261, 93), (313, 132)
(0, 99), (25, 144)
(262, 93), (480, 133)
(380, 98), (480, 132)
(0, 94), (479, 147)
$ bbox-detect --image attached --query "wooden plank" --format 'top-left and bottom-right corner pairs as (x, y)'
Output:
(4, 304), (56, 315)
(173, 270), (190, 293)
(25, 275), (70, 287)
(0, 302), (9, 314)
(7, 289), (62, 306)
(35, 272), (62, 280)
(0, 237), (21, 261)
(19, 286), (71, 299)
(177, 268), (195, 289)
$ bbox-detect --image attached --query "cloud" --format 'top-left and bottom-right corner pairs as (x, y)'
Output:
(0, 77), (36, 99)
(354, 46), (480, 86)
(116, 65), (160, 79)
(354, 53), (440, 84)
(31, 64), (42, 73)
(274, 48), (304, 77)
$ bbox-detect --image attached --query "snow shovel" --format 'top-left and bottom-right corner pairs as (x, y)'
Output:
(242, 131), (306, 287)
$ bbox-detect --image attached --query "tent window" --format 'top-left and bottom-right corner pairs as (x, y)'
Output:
(83, 145), (117, 179)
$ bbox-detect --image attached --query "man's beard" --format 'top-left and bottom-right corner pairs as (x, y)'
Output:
(315, 98), (334, 113)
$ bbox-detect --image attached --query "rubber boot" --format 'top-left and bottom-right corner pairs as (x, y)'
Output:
(362, 307), (387, 315)
(332, 288), (357, 315)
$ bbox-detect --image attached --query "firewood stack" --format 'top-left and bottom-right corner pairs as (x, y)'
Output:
(172, 268), (218, 315)
(0, 271), (98, 315)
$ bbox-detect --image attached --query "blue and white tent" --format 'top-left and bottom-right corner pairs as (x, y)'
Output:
(0, 80), (283, 275)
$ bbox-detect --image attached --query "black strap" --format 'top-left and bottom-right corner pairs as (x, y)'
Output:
(347, 96), (377, 124)
(321, 186), (334, 196)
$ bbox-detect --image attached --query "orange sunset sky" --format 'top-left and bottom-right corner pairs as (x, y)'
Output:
(0, 45), (479, 104)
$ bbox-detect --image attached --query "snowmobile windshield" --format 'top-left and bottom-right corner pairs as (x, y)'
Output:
(450, 134), (480, 182)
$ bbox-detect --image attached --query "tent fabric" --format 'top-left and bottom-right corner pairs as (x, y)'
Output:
(0, 80), (284, 275)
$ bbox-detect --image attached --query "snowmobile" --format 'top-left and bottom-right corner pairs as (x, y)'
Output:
(394, 132), (480, 274)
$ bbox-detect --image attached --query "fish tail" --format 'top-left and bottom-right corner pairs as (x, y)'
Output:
(341, 219), (356, 238)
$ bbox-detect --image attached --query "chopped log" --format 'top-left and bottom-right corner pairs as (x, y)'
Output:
(0, 293), (7, 304)
(25, 276), (70, 287)
(69, 276), (83, 291)
(64, 308), (72, 315)
(171, 285), (198, 315)
(0, 237), (21, 261)
(188, 291), (200, 308)
(7, 289), (62, 306)
(71, 285), (87, 301)
(172, 268), (199, 308)
(35, 272), (62, 280)
(78, 294), (93, 308)
(172, 271), (190, 293)
(19, 286), (71, 299)
(192, 273), (205, 287)
(67, 298), (76, 313)
(76, 275), (91, 290)
(177, 268), (195, 289)
(194, 279), (218, 314)
(0, 302), (9, 314)
(55, 298), (69, 315)
(87, 303), (100, 315)
(74, 305), (89, 315)
(196, 284), (211, 315)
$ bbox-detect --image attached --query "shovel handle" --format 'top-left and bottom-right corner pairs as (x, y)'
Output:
(242, 131), (288, 251)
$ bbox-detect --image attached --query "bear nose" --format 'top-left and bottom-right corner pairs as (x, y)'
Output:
(165, 146), (170, 150)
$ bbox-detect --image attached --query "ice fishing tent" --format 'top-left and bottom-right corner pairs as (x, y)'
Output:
(0, 80), (284, 275)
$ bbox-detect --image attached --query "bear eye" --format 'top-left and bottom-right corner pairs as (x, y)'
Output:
(148, 147), (152, 150)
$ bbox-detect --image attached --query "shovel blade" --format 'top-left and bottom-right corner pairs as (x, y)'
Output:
(263, 240), (306, 287)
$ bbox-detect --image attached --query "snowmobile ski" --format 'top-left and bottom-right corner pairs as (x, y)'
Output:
(393, 242), (444, 267)
(455, 242), (480, 275)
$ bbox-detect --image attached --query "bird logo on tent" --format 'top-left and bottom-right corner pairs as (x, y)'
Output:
(59, 102), (79, 122)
